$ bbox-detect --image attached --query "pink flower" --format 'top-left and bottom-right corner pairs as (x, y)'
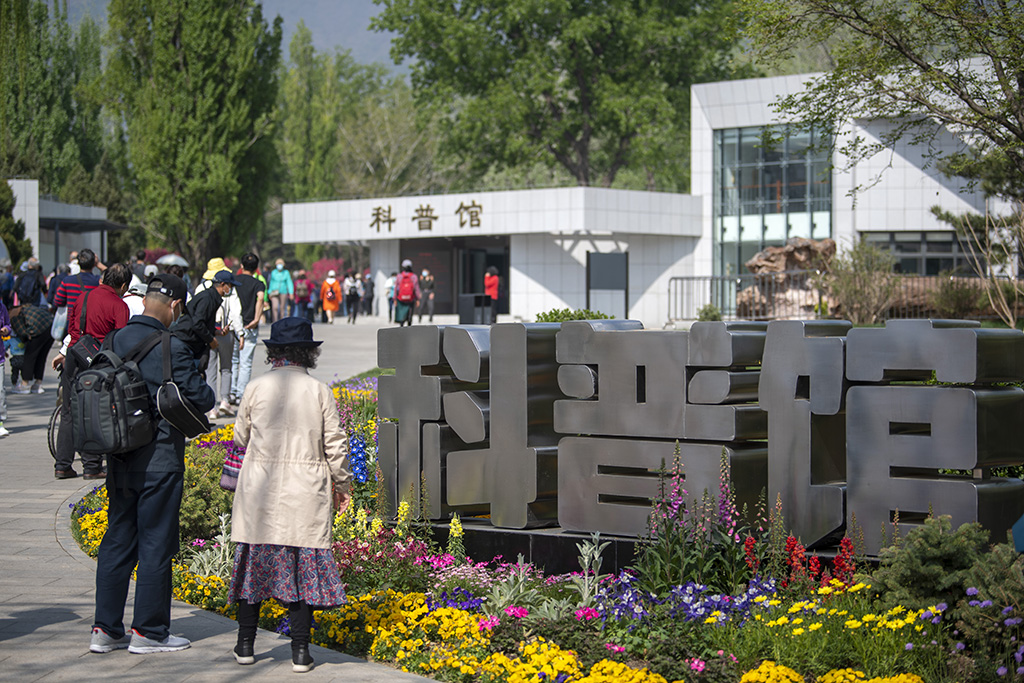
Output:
(574, 607), (600, 621)
(504, 606), (529, 618)
(605, 643), (626, 653)
(688, 658), (706, 673)
(478, 616), (500, 632)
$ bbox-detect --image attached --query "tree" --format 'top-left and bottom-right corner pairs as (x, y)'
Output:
(1, 1), (93, 193)
(819, 239), (897, 325)
(741, 0), (1024, 192)
(105, 0), (283, 270)
(372, 0), (749, 188)
(0, 181), (33, 267)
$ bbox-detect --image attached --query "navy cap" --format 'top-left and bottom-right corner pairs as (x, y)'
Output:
(213, 270), (241, 287)
(263, 317), (323, 348)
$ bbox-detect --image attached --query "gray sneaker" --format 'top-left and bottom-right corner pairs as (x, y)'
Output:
(90, 627), (131, 653)
(128, 630), (191, 654)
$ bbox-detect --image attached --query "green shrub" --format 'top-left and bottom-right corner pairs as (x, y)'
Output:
(871, 515), (990, 617)
(697, 303), (723, 321)
(179, 441), (235, 552)
(535, 307), (612, 322)
(931, 271), (982, 318)
(955, 543), (1024, 677)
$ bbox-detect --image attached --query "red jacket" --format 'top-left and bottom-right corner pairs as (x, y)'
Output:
(69, 283), (129, 345)
(484, 273), (499, 300)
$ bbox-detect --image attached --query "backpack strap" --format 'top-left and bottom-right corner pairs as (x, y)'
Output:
(160, 331), (173, 383)
(79, 286), (91, 335)
(122, 330), (164, 364)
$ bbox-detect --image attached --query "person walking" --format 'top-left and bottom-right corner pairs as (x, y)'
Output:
(0, 299), (10, 437)
(229, 317), (351, 672)
(319, 271), (341, 324)
(90, 273), (215, 655)
(266, 259), (293, 323)
(418, 268), (435, 323)
(361, 271), (375, 316)
(171, 268), (238, 374)
(485, 266), (500, 324)
(9, 293), (54, 395)
(51, 263), (132, 480)
(193, 261), (243, 419)
(383, 271), (396, 322)
(230, 253), (266, 405)
(291, 270), (312, 319)
(392, 260), (420, 327)
(343, 270), (362, 324)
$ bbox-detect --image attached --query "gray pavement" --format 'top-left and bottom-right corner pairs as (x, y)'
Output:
(0, 315), (450, 682)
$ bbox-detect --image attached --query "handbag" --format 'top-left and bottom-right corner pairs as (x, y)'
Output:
(153, 331), (212, 438)
(220, 445), (245, 491)
(68, 290), (101, 367)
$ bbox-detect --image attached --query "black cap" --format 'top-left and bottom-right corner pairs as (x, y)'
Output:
(213, 270), (241, 287)
(147, 273), (188, 303)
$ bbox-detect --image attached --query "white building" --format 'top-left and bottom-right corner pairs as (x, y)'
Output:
(6, 179), (124, 272)
(283, 73), (996, 328)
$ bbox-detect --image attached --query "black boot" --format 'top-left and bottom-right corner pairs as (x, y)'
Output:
(234, 600), (260, 665)
(289, 601), (314, 673)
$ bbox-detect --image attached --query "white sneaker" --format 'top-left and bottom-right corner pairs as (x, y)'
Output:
(30, 383), (44, 394)
(10, 383), (29, 394)
(0, 425), (9, 437)
(206, 409), (219, 421)
(217, 401), (234, 416)
(90, 627), (131, 653)
(128, 630), (191, 654)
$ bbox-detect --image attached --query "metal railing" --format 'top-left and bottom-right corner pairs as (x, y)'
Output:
(668, 272), (999, 323)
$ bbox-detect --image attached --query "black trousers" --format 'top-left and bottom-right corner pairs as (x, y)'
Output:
(54, 353), (103, 474)
(94, 471), (183, 641)
(21, 334), (52, 382)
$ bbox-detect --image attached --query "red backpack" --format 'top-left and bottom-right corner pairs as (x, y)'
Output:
(396, 273), (416, 303)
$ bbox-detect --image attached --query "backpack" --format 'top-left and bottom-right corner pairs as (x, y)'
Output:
(348, 282), (360, 297)
(70, 330), (163, 456)
(325, 284), (337, 301)
(396, 273), (416, 303)
(15, 272), (40, 306)
(295, 279), (309, 299)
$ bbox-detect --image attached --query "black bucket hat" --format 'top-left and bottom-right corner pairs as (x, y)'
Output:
(263, 317), (323, 348)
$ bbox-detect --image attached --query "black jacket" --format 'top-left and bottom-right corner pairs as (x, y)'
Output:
(170, 285), (223, 358)
(108, 315), (215, 473)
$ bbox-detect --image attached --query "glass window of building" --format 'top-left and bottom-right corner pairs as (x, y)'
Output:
(713, 125), (832, 276)
(861, 231), (973, 275)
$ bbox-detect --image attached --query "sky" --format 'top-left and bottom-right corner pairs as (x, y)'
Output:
(65, 0), (405, 72)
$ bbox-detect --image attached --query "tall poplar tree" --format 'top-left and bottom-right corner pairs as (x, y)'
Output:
(106, 0), (283, 268)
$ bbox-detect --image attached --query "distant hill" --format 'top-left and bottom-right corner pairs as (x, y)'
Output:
(66, 0), (404, 72)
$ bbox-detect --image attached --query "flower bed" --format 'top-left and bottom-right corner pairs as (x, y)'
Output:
(68, 373), (1024, 682)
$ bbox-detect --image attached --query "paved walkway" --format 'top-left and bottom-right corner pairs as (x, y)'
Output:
(0, 316), (450, 682)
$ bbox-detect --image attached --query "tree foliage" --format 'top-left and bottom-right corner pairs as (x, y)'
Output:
(818, 239), (897, 325)
(741, 0), (1024, 193)
(372, 0), (749, 189)
(0, 1), (101, 193)
(105, 0), (283, 270)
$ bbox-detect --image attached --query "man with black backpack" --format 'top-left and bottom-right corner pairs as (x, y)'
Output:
(89, 273), (215, 655)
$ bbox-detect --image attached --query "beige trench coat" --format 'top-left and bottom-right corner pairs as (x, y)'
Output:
(231, 365), (351, 549)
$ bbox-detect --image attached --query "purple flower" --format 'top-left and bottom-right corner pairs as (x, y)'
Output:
(1017, 667), (1024, 676)
(1006, 618), (1023, 627)
(956, 642), (965, 651)
(1004, 606), (1015, 615)
(937, 603), (948, 611)
(921, 610), (933, 619)
(966, 587), (979, 596)
(997, 666), (1007, 676)
(980, 600), (993, 608)
(905, 643), (914, 651)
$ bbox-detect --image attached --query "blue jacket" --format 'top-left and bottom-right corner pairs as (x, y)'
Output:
(108, 315), (215, 473)
(267, 268), (293, 296)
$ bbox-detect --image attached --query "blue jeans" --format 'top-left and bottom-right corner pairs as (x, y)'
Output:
(231, 327), (259, 401)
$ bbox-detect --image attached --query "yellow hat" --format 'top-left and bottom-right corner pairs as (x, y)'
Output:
(203, 257), (229, 280)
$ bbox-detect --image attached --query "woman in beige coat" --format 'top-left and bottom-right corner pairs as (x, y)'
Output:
(228, 317), (351, 673)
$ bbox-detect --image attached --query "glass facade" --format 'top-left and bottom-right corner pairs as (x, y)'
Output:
(713, 126), (832, 275)
(862, 231), (973, 275)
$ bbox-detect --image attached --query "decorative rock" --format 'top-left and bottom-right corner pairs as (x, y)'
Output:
(744, 237), (836, 274)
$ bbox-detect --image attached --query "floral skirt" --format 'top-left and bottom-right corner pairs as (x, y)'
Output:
(229, 543), (347, 609)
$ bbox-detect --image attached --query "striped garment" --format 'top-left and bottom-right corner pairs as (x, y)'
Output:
(54, 272), (100, 308)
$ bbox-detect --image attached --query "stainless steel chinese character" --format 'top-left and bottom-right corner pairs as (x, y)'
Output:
(759, 320), (850, 547)
(370, 205), (396, 233)
(846, 320), (1024, 553)
(413, 204), (438, 231)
